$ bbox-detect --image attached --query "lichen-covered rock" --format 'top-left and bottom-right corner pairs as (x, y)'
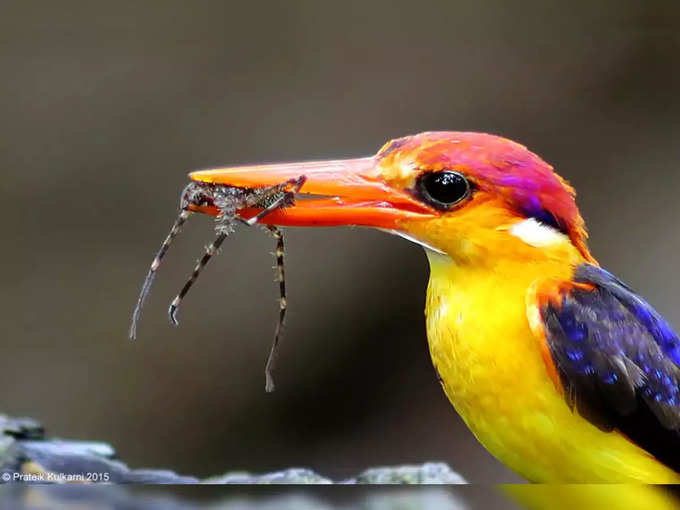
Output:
(209, 490), (468, 510)
(206, 464), (466, 485)
(0, 486), (470, 509)
(348, 462), (466, 484)
(0, 414), (466, 487)
(206, 467), (332, 484)
(1, 415), (45, 481)
(0, 415), (44, 439)
(0, 414), (197, 484)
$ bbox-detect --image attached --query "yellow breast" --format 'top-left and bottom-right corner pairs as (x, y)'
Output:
(424, 250), (680, 483)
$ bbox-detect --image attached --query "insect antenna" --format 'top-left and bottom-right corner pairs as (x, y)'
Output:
(264, 225), (287, 393)
(130, 209), (191, 340)
(168, 230), (228, 326)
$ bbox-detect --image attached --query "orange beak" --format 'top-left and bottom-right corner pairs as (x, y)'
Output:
(188, 157), (437, 228)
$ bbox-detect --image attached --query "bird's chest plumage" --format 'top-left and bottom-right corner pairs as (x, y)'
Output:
(425, 261), (553, 434)
(424, 258), (591, 481)
(423, 252), (680, 482)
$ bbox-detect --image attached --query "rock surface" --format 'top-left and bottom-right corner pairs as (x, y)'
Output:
(0, 414), (465, 486)
(0, 414), (472, 508)
(0, 486), (471, 510)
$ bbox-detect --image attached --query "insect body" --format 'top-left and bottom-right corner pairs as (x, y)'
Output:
(130, 175), (306, 392)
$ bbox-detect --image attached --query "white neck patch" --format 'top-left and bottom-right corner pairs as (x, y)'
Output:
(509, 217), (568, 248)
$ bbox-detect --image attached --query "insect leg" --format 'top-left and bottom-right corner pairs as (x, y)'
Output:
(244, 175), (307, 226)
(168, 231), (228, 326)
(264, 224), (286, 393)
(130, 209), (191, 340)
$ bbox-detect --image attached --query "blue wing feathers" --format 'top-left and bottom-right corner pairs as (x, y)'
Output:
(541, 264), (680, 471)
(574, 265), (680, 366)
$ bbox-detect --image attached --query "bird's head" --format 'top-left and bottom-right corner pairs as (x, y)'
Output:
(190, 132), (594, 266)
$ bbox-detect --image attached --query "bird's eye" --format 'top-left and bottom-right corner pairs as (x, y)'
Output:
(416, 171), (471, 210)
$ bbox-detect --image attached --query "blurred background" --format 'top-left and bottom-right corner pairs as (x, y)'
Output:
(1, 0), (679, 485)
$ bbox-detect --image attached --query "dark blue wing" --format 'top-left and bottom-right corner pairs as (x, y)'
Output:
(536, 264), (680, 471)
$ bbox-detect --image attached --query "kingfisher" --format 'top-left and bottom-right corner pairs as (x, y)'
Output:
(185, 132), (680, 483)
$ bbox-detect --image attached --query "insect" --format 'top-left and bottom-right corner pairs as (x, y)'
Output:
(130, 175), (307, 392)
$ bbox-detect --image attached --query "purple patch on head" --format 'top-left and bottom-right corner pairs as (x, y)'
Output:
(526, 194), (542, 210)
(517, 193), (563, 231)
(498, 175), (531, 187)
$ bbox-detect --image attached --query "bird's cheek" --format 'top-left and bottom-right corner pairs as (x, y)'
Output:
(395, 219), (454, 256)
(398, 218), (499, 264)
